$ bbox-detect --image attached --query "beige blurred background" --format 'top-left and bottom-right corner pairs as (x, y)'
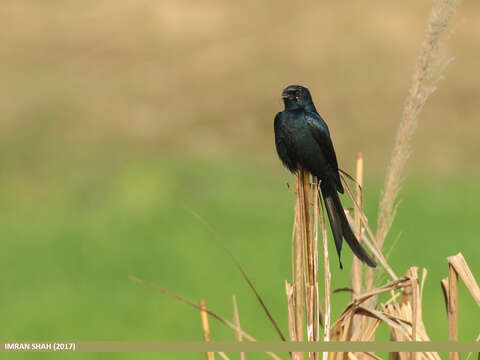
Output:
(2, 0), (479, 174)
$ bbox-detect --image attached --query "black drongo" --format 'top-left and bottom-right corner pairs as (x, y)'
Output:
(274, 84), (376, 269)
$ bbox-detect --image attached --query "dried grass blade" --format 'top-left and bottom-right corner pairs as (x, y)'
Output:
(128, 276), (282, 360)
(356, 305), (411, 339)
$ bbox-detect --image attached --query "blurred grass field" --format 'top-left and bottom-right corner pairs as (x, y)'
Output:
(2, 0), (480, 358)
(1, 155), (480, 358)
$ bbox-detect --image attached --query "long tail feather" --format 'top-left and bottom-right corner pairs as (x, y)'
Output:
(321, 181), (344, 269)
(321, 181), (377, 268)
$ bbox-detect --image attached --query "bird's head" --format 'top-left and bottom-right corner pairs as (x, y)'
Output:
(281, 85), (314, 110)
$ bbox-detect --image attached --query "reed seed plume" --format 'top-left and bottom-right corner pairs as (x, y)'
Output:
(376, 0), (460, 249)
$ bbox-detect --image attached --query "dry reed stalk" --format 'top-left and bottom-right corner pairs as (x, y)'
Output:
(302, 168), (314, 289)
(300, 168), (316, 360)
(286, 281), (303, 360)
(440, 277), (450, 313)
(294, 171), (306, 347)
(232, 295), (246, 360)
(448, 263), (459, 357)
(331, 277), (410, 336)
(286, 281), (298, 340)
(352, 153), (365, 299)
(383, 268), (440, 360)
(442, 254), (480, 358)
(200, 299), (215, 360)
(447, 253), (480, 306)
(293, 167), (319, 360)
(364, 161), (377, 345)
(411, 272), (418, 360)
(376, 0), (460, 249)
(313, 175), (320, 349)
(351, 153), (366, 347)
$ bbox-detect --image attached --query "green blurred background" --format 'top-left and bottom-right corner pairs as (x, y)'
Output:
(2, 0), (480, 358)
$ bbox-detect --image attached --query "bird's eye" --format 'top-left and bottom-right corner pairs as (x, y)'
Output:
(295, 91), (300, 97)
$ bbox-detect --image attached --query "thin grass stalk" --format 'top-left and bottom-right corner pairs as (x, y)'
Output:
(341, 176), (397, 280)
(200, 299), (215, 360)
(319, 198), (330, 360)
(232, 295), (246, 360)
(376, 0), (460, 249)
(352, 153), (364, 299)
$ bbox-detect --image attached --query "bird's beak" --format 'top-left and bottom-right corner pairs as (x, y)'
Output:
(281, 91), (291, 99)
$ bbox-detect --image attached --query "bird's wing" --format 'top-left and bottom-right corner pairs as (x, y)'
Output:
(305, 112), (344, 193)
(274, 112), (297, 173)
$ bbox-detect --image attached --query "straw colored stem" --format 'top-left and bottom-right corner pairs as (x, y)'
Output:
(447, 264), (459, 360)
(319, 198), (331, 359)
(300, 168), (316, 360)
(411, 275), (418, 360)
(302, 168), (314, 287)
(232, 295), (246, 360)
(352, 153), (364, 298)
(292, 170), (306, 360)
(294, 171), (305, 345)
(313, 177), (320, 360)
(351, 153), (365, 345)
(200, 299), (215, 360)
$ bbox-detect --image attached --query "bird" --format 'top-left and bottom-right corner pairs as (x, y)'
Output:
(274, 84), (376, 269)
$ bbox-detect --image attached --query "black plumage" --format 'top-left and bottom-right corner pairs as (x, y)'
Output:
(274, 84), (376, 269)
